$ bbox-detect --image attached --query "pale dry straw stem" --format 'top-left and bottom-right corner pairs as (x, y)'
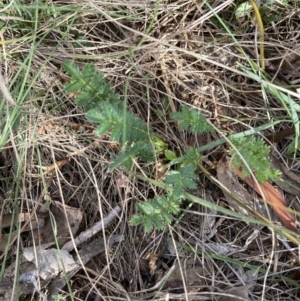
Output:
(262, 230), (276, 301)
(188, 0), (234, 30)
(47, 141), (97, 285)
(169, 227), (189, 301)
(0, 31), (8, 76)
(90, 158), (120, 280)
(0, 15), (23, 21)
(0, 72), (16, 106)
(6, 151), (57, 301)
(62, 140), (124, 282)
(0, 0), (14, 13)
(159, 45), (176, 113)
(89, 2), (300, 102)
(67, 144), (94, 157)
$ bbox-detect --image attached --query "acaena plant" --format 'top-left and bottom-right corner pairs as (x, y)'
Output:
(64, 62), (280, 232)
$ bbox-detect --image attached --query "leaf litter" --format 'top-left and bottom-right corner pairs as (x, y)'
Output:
(1, 0), (300, 300)
(1, 199), (124, 301)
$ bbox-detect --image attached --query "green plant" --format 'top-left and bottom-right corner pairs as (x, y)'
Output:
(229, 136), (281, 182)
(64, 62), (282, 233)
(235, 0), (291, 24)
(52, 294), (66, 301)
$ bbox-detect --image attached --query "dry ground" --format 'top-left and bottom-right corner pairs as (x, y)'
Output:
(1, 1), (300, 300)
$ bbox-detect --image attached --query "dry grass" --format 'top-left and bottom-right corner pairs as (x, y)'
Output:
(1, 0), (300, 300)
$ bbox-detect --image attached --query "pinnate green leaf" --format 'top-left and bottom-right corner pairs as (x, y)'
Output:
(163, 165), (197, 196)
(181, 147), (201, 167)
(171, 106), (214, 134)
(65, 80), (85, 92)
(75, 91), (94, 106)
(229, 136), (281, 183)
(131, 194), (181, 232)
(86, 109), (106, 123)
(83, 63), (96, 78)
(95, 122), (113, 137)
(64, 62), (81, 79)
(110, 142), (155, 170)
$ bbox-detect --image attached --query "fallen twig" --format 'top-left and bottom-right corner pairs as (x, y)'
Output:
(62, 205), (122, 252)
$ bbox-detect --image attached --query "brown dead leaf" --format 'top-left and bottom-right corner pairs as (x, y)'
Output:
(218, 284), (252, 301)
(44, 157), (70, 174)
(226, 161), (298, 233)
(242, 175), (297, 233)
(23, 247), (78, 280)
(187, 134), (207, 148)
(38, 124), (46, 135)
(25, 157), (70, 178)
(0, 212), (44, 228)
(1, 236), (124, 301)
(68, 91), (79, 99)
(155, 160), (168, 180)
(142, 252), (158, 274)
(216, 160), (253, 215)
(31, 200), (83, 246)
(135, 230), (167, 274)
(116, 172), (130, 188)
(217, 157), (275, 221)
(0, 213), (46, 252)
(163, 259), (209, 294)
